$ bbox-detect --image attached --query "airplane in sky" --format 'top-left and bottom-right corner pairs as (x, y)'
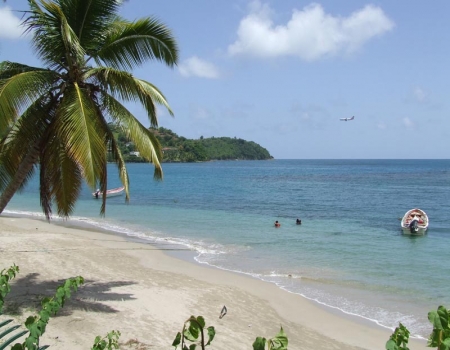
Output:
(340, 116), (355, 121)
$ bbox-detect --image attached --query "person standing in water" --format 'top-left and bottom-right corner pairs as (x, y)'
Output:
(296, 218), (302, 225)
(274, 220), (281, 227)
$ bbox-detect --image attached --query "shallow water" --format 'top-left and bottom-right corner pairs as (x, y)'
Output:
(5, 159), (450, 338)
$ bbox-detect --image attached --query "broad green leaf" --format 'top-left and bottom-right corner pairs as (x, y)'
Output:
(253, 337), (266, 350)
(273, 327), (288, 348)
(437, 305), (449, 329)
(24, 316), (37, 328)
(442, 337), (450, 348)
(206, 326), (215, 346)
(196, 316), (205, 329)
(429, 310), (443, 329)
(172, 332), (181, 347)
(184, 321), (200, 342)
(11, 342), (27, 350)
(386, 339), (398, 350)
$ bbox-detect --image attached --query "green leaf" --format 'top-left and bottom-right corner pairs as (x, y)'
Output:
(271, 327), (288, 350)
(24, 316), (37, 328)
(183, 322), (199, 342)
(205, 326), (215, 346)
(11, 344), (25, 350)
(387, 323), (410, 349)
(172, 332), (181, 347)
(94, 16), (178, 70)
(253, 337), (266, 350)
(386, 339), (398, 350)
(429, 310), (443, 329)
(0, 265), (19, 313)
(100, 93), (162, 179)
(437, 305), (449, 329)
(442, 338), (450, 348)
(0, 68), (58, 131)
(94, 336), (101, 343)
(196, 316), (205, 329)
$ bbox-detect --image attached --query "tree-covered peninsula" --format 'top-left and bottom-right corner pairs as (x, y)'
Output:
(109, 126), (273, 163)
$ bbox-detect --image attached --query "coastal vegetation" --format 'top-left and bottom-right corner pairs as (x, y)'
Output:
(3, 265), (450, 349)
(1, 265), (287, 349)
(4, 263), (450, 349)
(0, 0), (178, 218)
(171, 315), (287, 349)
(108, 125), (273, 163)
(0, 265), (120, 350)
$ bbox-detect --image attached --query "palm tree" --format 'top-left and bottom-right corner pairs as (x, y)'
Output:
(0, 0), (178, 218)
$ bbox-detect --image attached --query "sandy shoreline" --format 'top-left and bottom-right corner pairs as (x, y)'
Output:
(0, 216), (427, 349)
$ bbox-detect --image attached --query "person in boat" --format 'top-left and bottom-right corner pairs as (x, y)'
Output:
(406, 213), (424, 225)
(94, 189), (100, 199)
(296, 218), (302, 225)
(274, 220), (281, 228)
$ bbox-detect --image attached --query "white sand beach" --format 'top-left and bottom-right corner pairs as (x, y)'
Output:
(0, 216), (427, 349)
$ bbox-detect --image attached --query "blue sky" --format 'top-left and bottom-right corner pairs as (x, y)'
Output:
(0, 0), (449, 159)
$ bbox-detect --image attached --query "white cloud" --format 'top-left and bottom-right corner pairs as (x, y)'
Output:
(0, 7), (24, 39)
(179, 56), (220, 79)
(301, 112), (311, 121)
(190, 105), (214, 120)
(377, 122), (387, 130)
(228, 1), (394, 61)
(402, 117), (414, 128)
(155, 105), (167, 118)
(413, 87), (427, 103)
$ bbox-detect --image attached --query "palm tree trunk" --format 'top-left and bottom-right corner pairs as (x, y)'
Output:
(0, 144), (39, 214)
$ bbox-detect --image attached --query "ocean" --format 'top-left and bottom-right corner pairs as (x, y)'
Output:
(4, 159), (450, 339)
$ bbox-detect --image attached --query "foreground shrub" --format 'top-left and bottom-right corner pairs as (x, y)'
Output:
(171, 315), (288, 350)
(387, 305), (450, 350)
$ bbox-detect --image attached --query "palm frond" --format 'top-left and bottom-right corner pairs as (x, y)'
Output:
(101, 93), (162, 180)
(0, 68), (60, 130)
(86, 67), (173, 127)
(0, 128), (38, 193)
(23, 0), (85, 70)
(40, 135), (83, 218)
(39, 152), (52, 219)
(56, 4), (86, 65)
(57, 0), (120, 51)
(0, 95), (54, 191)
(93, 110), (130, 214)
(105, 133), (129, 201)
(55, 83), (106, 188)
(93, 17), (178, 70)
(0, 61), (50, 79)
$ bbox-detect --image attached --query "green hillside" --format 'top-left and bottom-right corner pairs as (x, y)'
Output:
(108, 125), (273, 162)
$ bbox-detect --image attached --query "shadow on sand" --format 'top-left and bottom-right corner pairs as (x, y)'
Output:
(2, 272), (137, 316)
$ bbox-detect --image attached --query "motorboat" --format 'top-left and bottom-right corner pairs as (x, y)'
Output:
(401, 208), (429, 235)
(92, 186), (124, 199)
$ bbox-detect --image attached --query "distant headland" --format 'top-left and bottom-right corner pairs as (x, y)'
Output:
(108, 125), (273, 163)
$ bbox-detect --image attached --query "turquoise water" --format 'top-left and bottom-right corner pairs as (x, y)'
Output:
(5, 159), (450, 338)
